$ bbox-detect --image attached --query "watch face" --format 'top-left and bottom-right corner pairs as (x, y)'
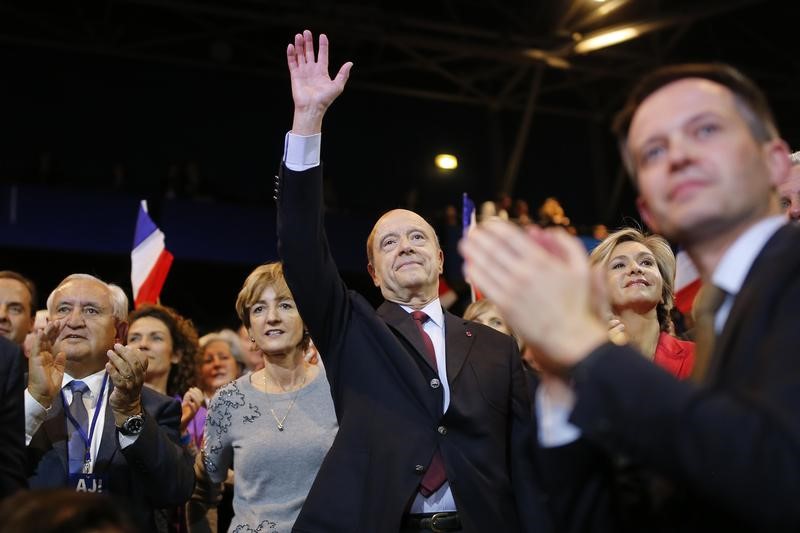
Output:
(123, 415), (145, 434)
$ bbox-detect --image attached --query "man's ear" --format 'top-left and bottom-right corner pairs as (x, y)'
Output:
(636, 196), (659, 233)
(367, 263), (380, 288)
(764, 138), (792, 189)
(115, 320), (129, 344)
(437, 249), (444, 275)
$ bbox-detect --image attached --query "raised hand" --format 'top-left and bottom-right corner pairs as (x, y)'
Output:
(106, 343), (148, 425)
(28, 319), (67, 408)
(287, 29), (353, 135)
(180, 386), (204, 432)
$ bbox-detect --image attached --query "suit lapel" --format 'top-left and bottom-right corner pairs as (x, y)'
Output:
(377, 301), (437, 372)
(42, 399), (68, 474)
(709, 224), (799, 384)
(444, 312), (473, 385)
(95, 383), (119, 472)
(377, 301), (442, 418)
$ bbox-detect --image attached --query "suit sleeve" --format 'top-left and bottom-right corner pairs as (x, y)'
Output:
(507, 346), (554, 533)
(120, 394), (195, 506)
(276, 164), (351, 388)
(570, 337), (800, 530)
(0, 340), (27, 496)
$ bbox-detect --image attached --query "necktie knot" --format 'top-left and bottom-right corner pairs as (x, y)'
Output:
(411, 310), (429, 324)
(68, 380), (89, 396)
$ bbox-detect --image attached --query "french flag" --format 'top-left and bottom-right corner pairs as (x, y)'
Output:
(131, 200), (174, 309)
(462, 193), (483, 302)
(674, 249), (701, 315)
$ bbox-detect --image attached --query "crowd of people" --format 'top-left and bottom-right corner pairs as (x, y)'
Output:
(0, 29), (799, 533)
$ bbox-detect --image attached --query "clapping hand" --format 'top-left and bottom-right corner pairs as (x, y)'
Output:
(28, 319), (67, 408)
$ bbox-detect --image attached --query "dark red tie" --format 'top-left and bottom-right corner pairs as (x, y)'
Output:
(410, 310), (447, 497)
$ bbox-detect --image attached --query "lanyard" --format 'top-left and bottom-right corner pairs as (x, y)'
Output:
(61, 373), (109, 474)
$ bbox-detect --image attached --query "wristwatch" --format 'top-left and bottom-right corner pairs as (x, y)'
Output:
(118, 413), (145, 436)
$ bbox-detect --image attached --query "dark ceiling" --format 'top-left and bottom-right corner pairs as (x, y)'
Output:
(1, 0), (799, 226)
(1, 0), (799, 329)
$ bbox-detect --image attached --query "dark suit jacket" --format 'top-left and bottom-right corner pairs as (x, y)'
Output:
(0, 337), (26, 498)
(277, 164), (552, 533)
(27, 384), (195, 532)
(545, 222), (800, 532)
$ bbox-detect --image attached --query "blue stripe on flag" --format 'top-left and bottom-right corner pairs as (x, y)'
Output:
(462, 193), (475, 236)
(133, 200), (159, 248)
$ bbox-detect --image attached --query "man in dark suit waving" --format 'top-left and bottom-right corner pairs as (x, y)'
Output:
(276, 30), (550, 533)
(462, 64), (800, 532)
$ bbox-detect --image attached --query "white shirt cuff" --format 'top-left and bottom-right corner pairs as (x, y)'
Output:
(24, 388), (51, 446)
(118, 432), (138, 448)
(283, 132), (321, 171)
(535, 374), (582, 447)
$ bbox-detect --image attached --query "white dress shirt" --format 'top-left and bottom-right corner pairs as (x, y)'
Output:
(25, 369), (138, 471)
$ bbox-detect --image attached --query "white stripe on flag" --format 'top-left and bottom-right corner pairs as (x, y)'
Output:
(131, 230), (167, 297)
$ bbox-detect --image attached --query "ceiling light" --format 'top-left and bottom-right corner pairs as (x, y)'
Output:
(574, 26), (641, 53)
(523, 49), (571, 70)
(435, 154), (458, 170)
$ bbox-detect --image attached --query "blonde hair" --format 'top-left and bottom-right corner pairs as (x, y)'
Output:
(463, 299), (519, 345)
(590, 228), (676, 332)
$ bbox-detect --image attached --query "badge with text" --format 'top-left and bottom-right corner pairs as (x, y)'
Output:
(69, 472), (108, 493)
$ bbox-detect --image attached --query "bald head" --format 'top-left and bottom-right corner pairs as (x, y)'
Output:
(366, 209), (443, 307)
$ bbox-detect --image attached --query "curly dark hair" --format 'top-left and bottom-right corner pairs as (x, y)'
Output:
(128, 304), (199, 397)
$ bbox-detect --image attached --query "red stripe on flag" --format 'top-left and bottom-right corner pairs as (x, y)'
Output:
(134, 249), (174, 309)
(674, 278), (701, 314)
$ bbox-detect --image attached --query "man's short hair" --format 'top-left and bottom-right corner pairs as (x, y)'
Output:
(790, 151), (800, 166)
(612, 63), (780, 181)
(0, 271), (37, 316)
(45, 274), (129, 322)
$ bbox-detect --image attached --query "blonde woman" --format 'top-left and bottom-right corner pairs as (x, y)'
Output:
(590, 227), (695, 379)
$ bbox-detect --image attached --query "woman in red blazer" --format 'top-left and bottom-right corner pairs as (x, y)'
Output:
(590, 228), (695, 379)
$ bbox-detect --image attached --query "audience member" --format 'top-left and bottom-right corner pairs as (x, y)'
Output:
(199, 262), (337, 532)
(0, 271), (36, 347)
(25, 274), (194, 531)
(236, 324), (264, 373)
(461, 63), (800, 531)
(777, 150), (800, 221)
(537, 197), (570, 228)
(276, 30), (550, 533)
(590, 228), (695, 378)
(189, 330), (243, 451)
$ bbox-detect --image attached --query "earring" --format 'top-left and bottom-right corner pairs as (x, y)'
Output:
(249, 337), (255, 342)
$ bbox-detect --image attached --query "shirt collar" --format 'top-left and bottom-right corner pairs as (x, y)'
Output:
(62, 368), (108, 400)
(712, 215), (785, 296)
(401, 298), (444, 329)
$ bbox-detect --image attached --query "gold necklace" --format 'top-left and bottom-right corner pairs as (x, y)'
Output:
(262, 369), (306, 431)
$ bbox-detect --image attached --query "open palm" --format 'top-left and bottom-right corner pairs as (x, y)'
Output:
(287, 30), (352, 122)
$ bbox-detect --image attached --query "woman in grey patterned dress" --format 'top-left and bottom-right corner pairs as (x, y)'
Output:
(202, 262), (338, 533)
